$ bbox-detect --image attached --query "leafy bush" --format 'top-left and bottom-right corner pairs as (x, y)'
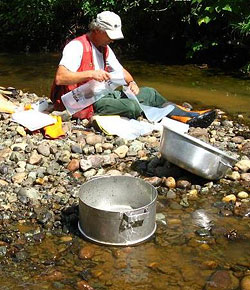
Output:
(0, 0), (249, 69)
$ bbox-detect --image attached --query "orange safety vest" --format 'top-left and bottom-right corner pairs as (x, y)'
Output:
(50, 34), (109, 120)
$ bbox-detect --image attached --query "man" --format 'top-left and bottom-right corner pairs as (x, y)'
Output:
(50, 11), (216, 128)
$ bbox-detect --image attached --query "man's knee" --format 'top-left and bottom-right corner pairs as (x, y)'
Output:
(126, 101), (142, 119)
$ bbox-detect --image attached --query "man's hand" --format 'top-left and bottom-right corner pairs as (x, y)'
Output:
(91, 70), (111, 82)
(128, 81), (139, 95)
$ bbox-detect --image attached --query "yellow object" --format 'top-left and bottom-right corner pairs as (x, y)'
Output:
(43, 115), (65, 139)
(24, 104), (32, 110)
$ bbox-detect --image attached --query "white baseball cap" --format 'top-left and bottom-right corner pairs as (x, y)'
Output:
(96, 11), (124, 40)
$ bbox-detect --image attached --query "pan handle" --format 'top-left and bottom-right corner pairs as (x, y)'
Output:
(123, 208), (149, 223)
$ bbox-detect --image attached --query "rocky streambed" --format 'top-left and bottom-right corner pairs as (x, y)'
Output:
(0, 87), (250, 290)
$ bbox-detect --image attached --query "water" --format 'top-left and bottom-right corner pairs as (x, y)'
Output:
(1, 196), (249, 290)
(0, 52), (250, 289)
(0, 53), (250, 122)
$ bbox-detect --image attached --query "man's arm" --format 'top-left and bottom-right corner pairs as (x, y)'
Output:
(123, 68), (139, 95)
(55, 65), (111, 85)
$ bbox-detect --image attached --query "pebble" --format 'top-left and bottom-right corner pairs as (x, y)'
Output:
(237, 191), (249, 199)
(12, 172), (27, 184)
(235, 160), (250, 172)
(205, 270), (239, 290)
(176, 179), (191, 189)
(226, 170), (241, 181)
(222, 194), (237, 203)
(187, 189), (198, 200)
(163, 176), (176, 188)
(79, 245), (95, 260)
(28, 151), (42, 165)
(67, 159), (80, 172)
(144, 176), (161, 186)
(86, 134), (103, 145)
(166, 189), (177, 199)
(37, 143), (51, 157)
(241, 275), (250, 290)
(241, 173), (250, 182)
(114, 145), (129, 158)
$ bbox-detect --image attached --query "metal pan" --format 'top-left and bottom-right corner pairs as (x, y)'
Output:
(160, 125), (238, 180)
(78, 176), (157, 246)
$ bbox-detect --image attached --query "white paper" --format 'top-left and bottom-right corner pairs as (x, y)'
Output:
(94, 115), (160, 140)
(123, 87), (175, 123)
(61, 80), (109, 115)
(12, 110), (56, 131)
(61, 71), (126, 115)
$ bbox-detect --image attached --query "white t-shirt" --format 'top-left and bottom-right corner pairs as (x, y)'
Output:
(59, 39), (123, 73)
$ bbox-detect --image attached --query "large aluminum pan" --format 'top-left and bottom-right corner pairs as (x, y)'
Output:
(78, 176), (157, 246)
(160, 125), (238, 180)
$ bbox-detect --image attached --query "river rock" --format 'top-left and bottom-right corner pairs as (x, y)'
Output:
(129, 140), (144, 153)
(67, 159), (80, 172)
(71, 144), (82, 154)
(16, 126), (26, 136)
(176, 179), (191, 189)
(205, 270), (239, 290)
(187, 189), (198, 200)
(106, 169), (122, 176)
(226, 170), (241, 181)
(231, 136), (245, 144)
(10, 151), (25, 162)
(79, 245), (95, 259)
(80, 159), (92, 172)
(83, 169), (96, 178)
(95, 143), (103, 153)
(163, 176), (176, 188)
(0, 246), (7, 257)
(11, 143), (27, 151)
(86, 134), (103, 145)
(12, 172), (27, 184)
(87, 155), (103, 168)
(237, 191), (249, 199)
(166, 189), (177, 199)
(241, 142), (250, 155)
(222, 194), (236, 203)
(235, 160), (250, 172)
(241, 275), (250, 290)
(144, 176), (161, 186)
(102, 154), (116, 166)
(58, 150), (71, 163)
(0, 148), (12, 161)
(241, 173), (250, 182)
(17, 187), (40, 205)
(77, 280), (95, 290)
(114, 145), (129, 158)
(40, 270), (63, 281)
(102, 142), (113, 150)
(37, 142), (51, 156)
(28, 150), (42, 165)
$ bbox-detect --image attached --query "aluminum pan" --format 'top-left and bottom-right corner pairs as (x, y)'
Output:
(160, 125), (238, 180)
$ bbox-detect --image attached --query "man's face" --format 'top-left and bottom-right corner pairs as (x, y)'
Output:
(95, 30), (114, 47)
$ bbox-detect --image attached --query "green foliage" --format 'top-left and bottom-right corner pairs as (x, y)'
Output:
(0, 0), (249, 69)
